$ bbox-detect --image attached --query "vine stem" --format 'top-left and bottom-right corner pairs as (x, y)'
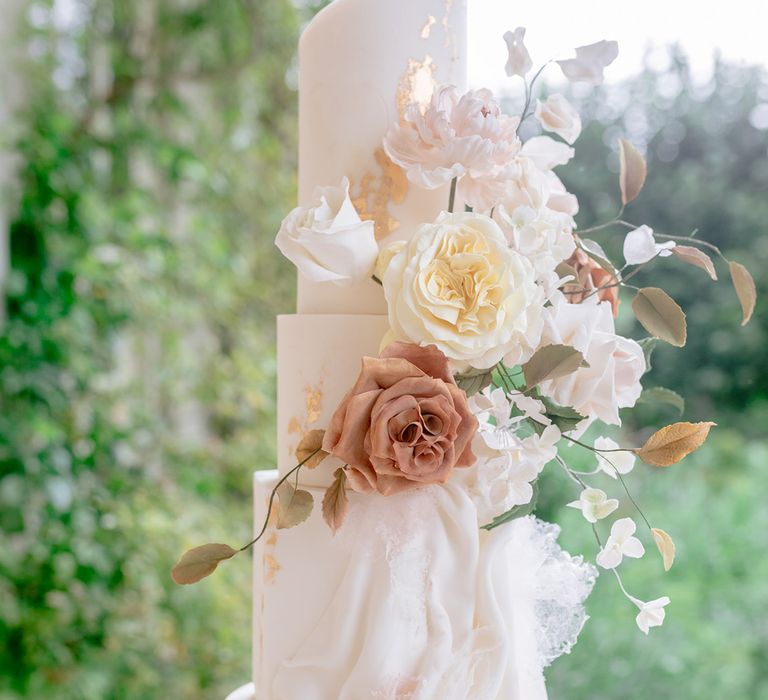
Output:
(516, 61), (550, 135)
(448, 177), (458, 213)
(238, 447), (322, 552)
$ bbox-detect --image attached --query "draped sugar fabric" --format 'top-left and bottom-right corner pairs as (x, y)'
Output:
(267, 480), (596, 700)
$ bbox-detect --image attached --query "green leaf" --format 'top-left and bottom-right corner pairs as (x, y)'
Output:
(539, 396), (586, 433)
(276, 482), (314, 529)
(481, 481), (539, 530)
(632, 287), (687, 347)
(637, 386), (685, 416)
(455, 368), (493, 397)
(522, 344), (589, 389)
(638, 337), (658, 373)
(171, 543), (237, 585)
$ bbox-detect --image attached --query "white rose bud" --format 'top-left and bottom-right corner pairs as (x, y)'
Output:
(535, 94), (582, 145)
(374, 240), (406, 281)
(275, 177), (378, 285)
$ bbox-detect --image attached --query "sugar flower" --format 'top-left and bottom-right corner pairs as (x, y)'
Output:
(596, 517), (645, 569)
(275, 177), (378, 285)
(630, 595), (671, 635)
(535, 94), (582, 145)
(557, 40), (619, 85)
(562, 248), (620, 318)
(594, 436), (635, 478)
(383, 212), (545, 369)
(567, 487), (619, 523)
(383, 86), (521, 210)
(504, 27), (533, 78)
(623, 225), (676, 265)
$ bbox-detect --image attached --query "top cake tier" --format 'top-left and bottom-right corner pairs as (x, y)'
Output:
(297, 0), (468, 315)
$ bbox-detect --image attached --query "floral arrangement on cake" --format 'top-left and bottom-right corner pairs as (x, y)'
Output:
(172, 30), (757, 636)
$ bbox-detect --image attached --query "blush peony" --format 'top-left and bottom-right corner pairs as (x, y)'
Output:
(322, 342), (477, 496)
(382, 212), (544, 369)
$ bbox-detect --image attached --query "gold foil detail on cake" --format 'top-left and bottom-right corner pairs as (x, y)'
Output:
(287, 417), (301, 435)
(305, 385), (322, 425)
(420, 15), (436, 38)
(351, 149), (409, 240)
(396, 55), (437, 118)
(264, 554), (281, 584)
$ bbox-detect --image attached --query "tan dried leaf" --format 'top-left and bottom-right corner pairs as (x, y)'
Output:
(652, 528), (676, 571)
(276, 482), (314, 529)
(522, 344), (589, 389)
(322, 468), (350, 535)
(296, 429), (329, 469)
(632, 287), (687, 347)
(729, 261), (756, 326)
(672, 245), (717, 281)
(171, 543), (237, 585)
(635, 421), (716, 467)
(619, 138), (647, 205)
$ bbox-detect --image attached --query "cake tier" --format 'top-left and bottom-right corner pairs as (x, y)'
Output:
(277, 313), (390, 485)
(297, 0), (468, 315)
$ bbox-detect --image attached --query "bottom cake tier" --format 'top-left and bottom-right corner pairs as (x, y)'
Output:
(246, 469), (597, 700)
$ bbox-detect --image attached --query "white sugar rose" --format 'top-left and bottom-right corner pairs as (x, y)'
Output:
(537, 292), (645, 427)
(383, 212), (544, 370)
(275, 177), (378, 285)
(535, 94), (582, 145)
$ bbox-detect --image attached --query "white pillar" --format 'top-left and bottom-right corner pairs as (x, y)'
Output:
(0, 0), (26, 328)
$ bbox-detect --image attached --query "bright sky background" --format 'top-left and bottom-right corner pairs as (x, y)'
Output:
(468, 0), (767, 91)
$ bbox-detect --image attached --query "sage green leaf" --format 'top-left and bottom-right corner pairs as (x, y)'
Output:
(171, 543), (237, 585)
(638, 337), (658, 373)
(539, 396), (586, 433)
(729, 261), (756, 326)
(619, 138), (647, 205)
(455, 368), (493, 397)
(296, 429), (328, 470)
(580, 238), (620, 279)
(637, 386), (685, 416)
(632, 287), (687, 347)
(277, 482), (314, 529)
(522, 344), (589, 389)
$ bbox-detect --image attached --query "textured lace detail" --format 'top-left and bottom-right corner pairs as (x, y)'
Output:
(529, 519), (598, 666)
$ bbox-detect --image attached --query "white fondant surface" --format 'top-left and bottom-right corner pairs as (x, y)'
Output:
(297, 0), (468, 314)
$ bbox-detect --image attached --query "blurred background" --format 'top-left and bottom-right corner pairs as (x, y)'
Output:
(0, 1), (765, 698)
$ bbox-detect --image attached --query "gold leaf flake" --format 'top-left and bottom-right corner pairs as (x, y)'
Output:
(396, 56), (437, 119)
(287, 417), (301, 435)
(264, 554), (281, 584)
(420, 15), (436, 39)
(351, 148), (409, 240)
(304, 385), (323, 425)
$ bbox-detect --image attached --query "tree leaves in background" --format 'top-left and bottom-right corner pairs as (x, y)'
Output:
(522, 344), (589, 389)
(729, 261), (757, 326)
(672, 245), (718, 280)
(635, 421), (716, 467)
(632, 287), (687, 347)
(618, 138), (647, 205)
(171, 544), (237, 585)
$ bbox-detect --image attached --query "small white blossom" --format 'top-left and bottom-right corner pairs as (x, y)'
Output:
(535, 94), (582, 145)
(557, 40), (619, 85)
(567, 487), (619, 523)
(623, 225), (676, 265)
(510, 393), (551, 426)
(630, 595), (671, 635)
(504, 27), (533, 78)
(470, 387), (514, 430)
(594, 436), (636, 478)
(596, 517), (645, 569)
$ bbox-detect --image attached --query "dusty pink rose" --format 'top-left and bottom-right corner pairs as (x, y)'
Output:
(323, 342), (478, 496)
(383, 86), (521, 211)
(563, 247), (620, 317)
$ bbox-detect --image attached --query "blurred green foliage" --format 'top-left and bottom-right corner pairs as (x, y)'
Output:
(0, 3), (765, 699)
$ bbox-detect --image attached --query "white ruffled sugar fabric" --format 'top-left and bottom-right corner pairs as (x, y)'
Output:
(269, 481), (596, 700)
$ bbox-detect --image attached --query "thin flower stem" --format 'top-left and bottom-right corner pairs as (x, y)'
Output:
(238, 448), (321, 552)
(516, 61), (550, 134)
(448, 177), (458, 213)
(576, 207), (625, 235)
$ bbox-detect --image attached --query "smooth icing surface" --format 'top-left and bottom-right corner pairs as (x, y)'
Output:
(297, 0), (467, 314)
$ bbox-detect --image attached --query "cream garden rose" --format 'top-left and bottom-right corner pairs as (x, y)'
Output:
(275, 177), (378, 285)
(382, 212), (544, 369)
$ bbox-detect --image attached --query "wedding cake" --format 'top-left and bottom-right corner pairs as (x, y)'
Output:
(170, 0), (756, 697)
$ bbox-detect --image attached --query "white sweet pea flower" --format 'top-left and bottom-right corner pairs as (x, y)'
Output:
(623, 225), (676, 265)
(470, 386), (514, 429)
(275, 177), (378, 284)
(567, 487), (619, 523)
(557, 40), (619, 85)
(594, 436), (636, 478)
(535, 94), (582, 145)
(504, 27), (533, 78)
(630, 595), (671, 635)
(596, 517), (645, 569)
(510, 393), (551, 426)
(519, 135), (575, 171)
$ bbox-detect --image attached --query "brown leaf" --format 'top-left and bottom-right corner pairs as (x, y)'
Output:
(619, 139), (647, 205)
(632, 287), (687, 347)
(322, 468), (350, 535)
(635, 421), (716, 467)
(276, 482), (314, 529)
(171, 543), (237, 585)
(296, 429), (329, 469)
(522, 344), (589, 389)
(672, 245), (717, 281)
(729, 261), (756, 326)
(652, 528), (676, 571)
